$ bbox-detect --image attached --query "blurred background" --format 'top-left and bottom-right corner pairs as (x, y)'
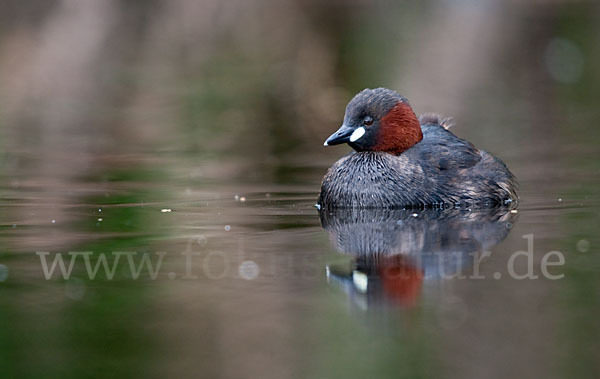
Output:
(0, 0), (599, 378)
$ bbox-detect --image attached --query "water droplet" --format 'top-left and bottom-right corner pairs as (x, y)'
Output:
(238, 260), (259, 280)
(576, 239), (590, 253)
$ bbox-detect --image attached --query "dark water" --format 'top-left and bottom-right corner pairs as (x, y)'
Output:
(1, 1), (600, 378)
(1, 143), (599, 378)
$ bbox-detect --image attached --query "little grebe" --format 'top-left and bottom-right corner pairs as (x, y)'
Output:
(318, 88), (518, 208)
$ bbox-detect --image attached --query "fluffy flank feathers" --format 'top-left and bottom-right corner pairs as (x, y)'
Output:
(419, 113), (454, 130)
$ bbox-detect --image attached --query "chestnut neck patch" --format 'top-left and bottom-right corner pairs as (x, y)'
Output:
(374, 102), (423, 155)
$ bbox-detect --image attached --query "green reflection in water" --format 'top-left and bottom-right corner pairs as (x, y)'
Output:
(0, 166), (168, 378)
(304, 287), (440, 378)
(560, 207), (600, 378)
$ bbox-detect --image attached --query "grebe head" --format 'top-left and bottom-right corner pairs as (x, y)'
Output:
(324, 88), (423, 155)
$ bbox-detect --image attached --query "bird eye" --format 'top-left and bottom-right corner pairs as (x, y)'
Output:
(363, 116), (374, 126)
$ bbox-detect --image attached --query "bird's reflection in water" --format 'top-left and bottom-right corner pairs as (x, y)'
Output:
(320, 208), (517, 310)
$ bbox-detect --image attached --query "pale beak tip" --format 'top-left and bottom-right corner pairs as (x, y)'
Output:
(323, 141), (328, 146)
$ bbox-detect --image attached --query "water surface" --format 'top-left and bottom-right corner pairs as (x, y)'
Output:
(1, 143), (598, 378)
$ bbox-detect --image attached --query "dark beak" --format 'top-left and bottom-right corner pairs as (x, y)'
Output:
(324, 124), (355, 146)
